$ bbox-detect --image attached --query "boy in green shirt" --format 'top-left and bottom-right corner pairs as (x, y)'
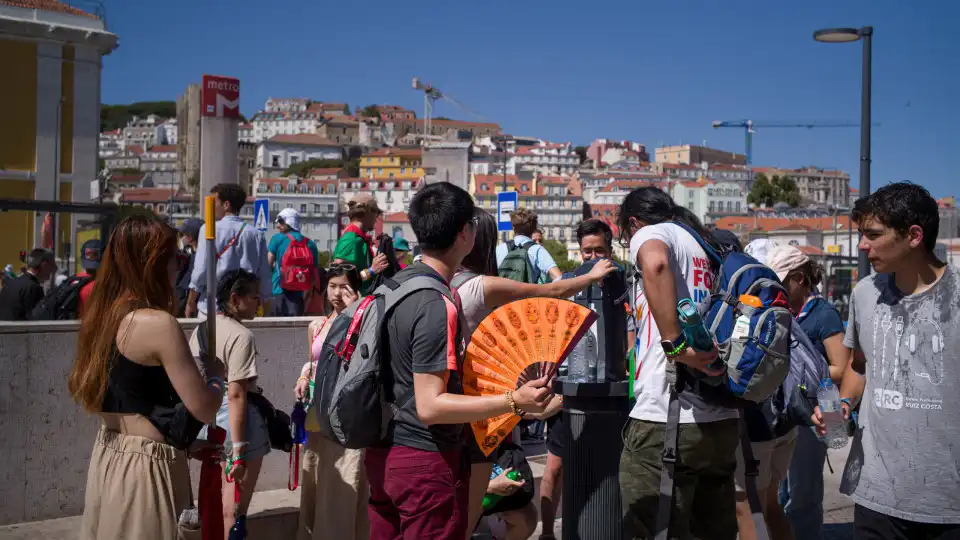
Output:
(333, 194), (387, 294)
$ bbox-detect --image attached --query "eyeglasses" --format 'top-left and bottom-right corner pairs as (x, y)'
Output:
(328, 263), (356, 272)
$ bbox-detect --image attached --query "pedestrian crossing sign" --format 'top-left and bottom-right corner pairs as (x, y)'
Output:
(254, 199), (269, 231)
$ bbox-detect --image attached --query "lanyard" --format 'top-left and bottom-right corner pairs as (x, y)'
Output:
(796, 296), (820, 322)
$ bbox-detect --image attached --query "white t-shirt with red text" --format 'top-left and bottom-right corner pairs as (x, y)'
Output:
(629, 223), (739, 424)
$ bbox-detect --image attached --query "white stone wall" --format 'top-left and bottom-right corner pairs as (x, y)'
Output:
(0, 318), (314, 526)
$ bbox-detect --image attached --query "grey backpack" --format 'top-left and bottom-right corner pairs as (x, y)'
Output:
(311, 274), (455, 448)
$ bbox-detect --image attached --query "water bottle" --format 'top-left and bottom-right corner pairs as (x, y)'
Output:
(817, 378), (849, 449)
(566, 332), (598, 383)
(677, 299), (714, 352)
(291, 401), (307, 445)
(482, 465), (522, 510)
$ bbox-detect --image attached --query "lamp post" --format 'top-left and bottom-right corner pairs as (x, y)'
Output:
(814, 26), (872, 280)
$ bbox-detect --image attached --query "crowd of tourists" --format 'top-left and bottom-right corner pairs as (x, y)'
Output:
(62, 179), (956, 540)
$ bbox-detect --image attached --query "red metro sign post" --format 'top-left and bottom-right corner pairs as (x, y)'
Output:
(201, 75), (240, 118)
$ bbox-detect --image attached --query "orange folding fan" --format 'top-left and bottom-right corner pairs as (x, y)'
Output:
(462, 298), (597, 456)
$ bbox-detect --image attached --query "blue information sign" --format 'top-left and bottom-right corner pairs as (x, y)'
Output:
(254, 199), (270, 231)
(497, 191), (518, 232)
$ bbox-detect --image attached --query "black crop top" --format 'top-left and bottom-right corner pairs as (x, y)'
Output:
(102, 353), (204, 450)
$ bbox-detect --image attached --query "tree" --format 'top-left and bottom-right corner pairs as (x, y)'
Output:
(748, 173), (801, 208)
(284, 159), (344, 178)
(316, 251), (331, 268)
(343, 104), (351, 115)
(542, 239), (578, 273)
(359, 105), (381, 118)
(100, 101), (176, 132)
(573, 145), (588, 165)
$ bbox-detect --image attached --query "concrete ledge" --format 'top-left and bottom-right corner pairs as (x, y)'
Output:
(0, 488), (301, 540)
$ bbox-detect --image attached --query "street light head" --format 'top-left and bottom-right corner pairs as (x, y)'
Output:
(813, 27), (862, 43)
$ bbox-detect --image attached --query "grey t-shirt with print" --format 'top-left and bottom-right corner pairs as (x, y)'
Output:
(841, 265), (960, 524)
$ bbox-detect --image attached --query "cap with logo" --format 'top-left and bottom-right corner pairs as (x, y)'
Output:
(81, 239), (103, 271)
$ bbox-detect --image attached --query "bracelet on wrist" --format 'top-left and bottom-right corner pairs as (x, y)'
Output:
(665, 340), (688, 359)
(504, 390), (524, 416)
(840, 398), (853, 409)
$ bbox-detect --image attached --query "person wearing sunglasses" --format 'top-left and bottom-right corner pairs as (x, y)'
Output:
(295, 263), (368, 540)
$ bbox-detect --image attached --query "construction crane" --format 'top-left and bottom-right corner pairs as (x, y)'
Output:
(412, 77), (488, 148)
(711, 119), (878, 165)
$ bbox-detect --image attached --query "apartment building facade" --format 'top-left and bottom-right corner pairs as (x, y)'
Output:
(753, 166), (851, 207)
(255, 134), (344, 178)
(253, 172), (340, 252)
(359, 147), (423, 179)
(655, 144), (746, 166)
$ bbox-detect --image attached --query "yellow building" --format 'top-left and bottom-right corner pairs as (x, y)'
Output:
(359, 147), (423, 179)
(0, 0), (117, 267)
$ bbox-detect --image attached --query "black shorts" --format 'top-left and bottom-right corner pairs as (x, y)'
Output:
(467, 432), (496, 464)
(546, 413), (567, 458)
(854, 505), (960, 540)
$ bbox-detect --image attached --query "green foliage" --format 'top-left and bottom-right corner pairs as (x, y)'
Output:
(343, 104), (351, 115)
(748, 173), (801, 208)
(283, 157), (360, 178)
(111, 168), (141, 176)
(573, 145), (588, 164)
(359, 105), (381, 118)
(100, 101), (176, 132)
(435, 116), (451, 121)
(542, 239), (578, 273)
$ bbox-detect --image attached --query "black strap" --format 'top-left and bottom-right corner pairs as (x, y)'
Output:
(738, 417), (770, 540)
(654, 362), (682, 540)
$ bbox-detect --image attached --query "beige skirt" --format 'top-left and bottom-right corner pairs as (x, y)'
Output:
(298, 431), (370, 540)
(81, 427), (192, 540)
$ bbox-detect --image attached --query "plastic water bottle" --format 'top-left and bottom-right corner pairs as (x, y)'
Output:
(482, 465), (522, 510)
(677, 299), (714, 352)
(566, 332), (598, 383)
(817, 378), (849, 449)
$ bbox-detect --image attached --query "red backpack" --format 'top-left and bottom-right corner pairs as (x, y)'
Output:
(280, 234), (315, 292)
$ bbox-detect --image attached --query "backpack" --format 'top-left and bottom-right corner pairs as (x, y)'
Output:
(31, 275), (93, 320)
(497, 240), (537, 284)
(279, 234), (315, 292)
(310, 274), (457, 449)
(653, 223), (793, 540)
(779, 300), (830, 430)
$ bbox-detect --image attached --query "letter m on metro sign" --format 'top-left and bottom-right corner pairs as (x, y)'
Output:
(201, 74), (241, 118)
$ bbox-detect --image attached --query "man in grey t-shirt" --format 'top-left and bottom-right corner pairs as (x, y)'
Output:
(816, 183), (960, 538)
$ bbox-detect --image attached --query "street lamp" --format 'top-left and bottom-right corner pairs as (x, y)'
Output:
(814, 26), (872, 280)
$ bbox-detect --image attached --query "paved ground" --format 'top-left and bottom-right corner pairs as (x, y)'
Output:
(487, 437), (856, 539)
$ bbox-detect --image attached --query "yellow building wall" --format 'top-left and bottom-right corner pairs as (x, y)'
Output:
(360, 156), (424, 179)
(0, 39), (38, 171)
(60, 45), (74, 174)
(0, 181), (73, 267)
(74, 227), (99, 274)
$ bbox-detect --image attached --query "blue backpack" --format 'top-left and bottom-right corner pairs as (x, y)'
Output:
(674, 223), (793, 403)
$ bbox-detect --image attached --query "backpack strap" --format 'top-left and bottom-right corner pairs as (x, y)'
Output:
(451, 271), (481, 290)
(655, 360), (682, 540)
(738, 417), (771, 540)
(217, 223), (246, 259)
(671, 222), (722, 269)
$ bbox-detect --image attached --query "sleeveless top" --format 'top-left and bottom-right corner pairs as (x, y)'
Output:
(454, 272), (489, 336)
(101, 352), (203, 450)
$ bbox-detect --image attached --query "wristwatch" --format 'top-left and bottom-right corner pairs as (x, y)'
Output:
(660, 335), (687, 359)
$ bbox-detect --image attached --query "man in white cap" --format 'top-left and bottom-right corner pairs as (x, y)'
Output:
(268, 208), (320, 316)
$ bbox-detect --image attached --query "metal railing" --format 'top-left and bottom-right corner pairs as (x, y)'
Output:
(63, 0), (107, 25)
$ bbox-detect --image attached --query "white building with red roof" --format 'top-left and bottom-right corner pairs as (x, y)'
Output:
(255, 134), (344, 179)
(253, 170), (342, 251)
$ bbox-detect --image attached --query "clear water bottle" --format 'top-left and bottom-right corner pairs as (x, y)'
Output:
(817, 378), (849, 449)
(566, 332), (598, 383)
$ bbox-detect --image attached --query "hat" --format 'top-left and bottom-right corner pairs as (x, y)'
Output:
(765, 245), (810, 282)
(348, 193), (383, 216)
(744, 239), (776, 265)
(276, 208), (301, 231)
(394, 237), (410, 252)
(80, 239), (103, 271)
(178, 218), (204, 240)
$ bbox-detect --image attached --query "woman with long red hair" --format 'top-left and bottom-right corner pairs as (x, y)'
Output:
(70, 215), (225, 540)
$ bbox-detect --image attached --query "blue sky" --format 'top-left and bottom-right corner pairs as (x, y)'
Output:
(100, 0), (958, 198)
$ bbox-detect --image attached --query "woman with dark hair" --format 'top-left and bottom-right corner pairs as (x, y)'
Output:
(294, 263), (369, 540)
(189, 268), (271, 538)
(457, 208), (615, 539)
(617, 187), (741, 539)
(71, 215), (225, 540)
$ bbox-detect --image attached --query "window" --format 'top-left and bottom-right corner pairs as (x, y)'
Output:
(300, 204), (307, 213)
(286, 203), (293, 209)
(328, 204), (335, 213)
(389, 172), (395, 179)
(726, 201), (733, 212)
(736, 201), (742, 212)
(271, 202), (279, 212)
(326, 184), (336, 194)
(377, 168), (383, 174)
(290, 156), (300, 165)
(271, 155), (280, 167)
(273, 184), (282, 193)
(709, 201), (715, 212)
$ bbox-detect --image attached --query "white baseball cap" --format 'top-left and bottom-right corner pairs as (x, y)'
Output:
(765, 245), (810, 282)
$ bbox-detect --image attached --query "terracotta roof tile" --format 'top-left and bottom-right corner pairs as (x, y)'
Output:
(267, 134), (342, 146)
(307, 168), (344, 177)
(715, 215), (858, 233)
(0, 0), (98, 18)
(147, 145), (177, 153)
(384, 212), (409, 223)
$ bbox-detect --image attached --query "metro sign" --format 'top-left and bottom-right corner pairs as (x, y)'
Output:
(201, 74), (240, 118)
